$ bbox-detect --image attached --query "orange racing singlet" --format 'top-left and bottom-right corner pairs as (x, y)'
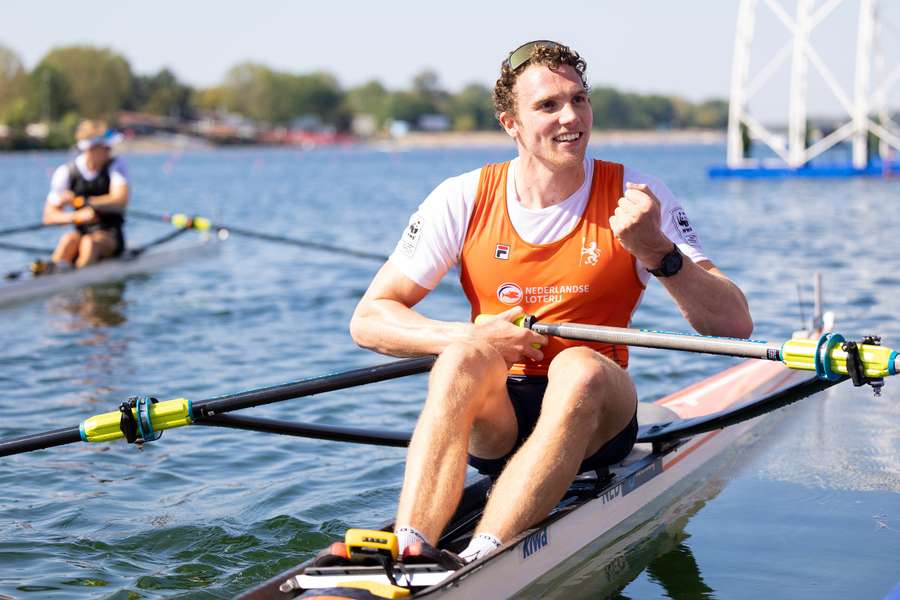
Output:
(459, 160), (645, 376)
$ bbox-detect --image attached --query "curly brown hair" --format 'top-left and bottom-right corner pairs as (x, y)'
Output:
(492, 41), (589, 119)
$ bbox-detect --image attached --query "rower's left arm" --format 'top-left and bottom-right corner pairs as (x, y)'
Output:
(655, 259), (752, 338)
(85, 181), (129, 214)
(610, 181), (752, 338)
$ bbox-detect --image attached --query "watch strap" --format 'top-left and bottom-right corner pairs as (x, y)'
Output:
(647, 244), (682, 277)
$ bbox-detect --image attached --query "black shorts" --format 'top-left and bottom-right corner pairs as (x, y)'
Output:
(76, 225), (125, 257)
(467, 376), (639, 477)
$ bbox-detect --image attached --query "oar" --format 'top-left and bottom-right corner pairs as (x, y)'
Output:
(197, 413), (411, 447)
(201, 373), (846, 448)
(0, 222), (63, 237)
(521, 316), (898, 388)
(0, 240), (54, 254)
(0, 356), (435, 458)
(128, 209), (389, 262)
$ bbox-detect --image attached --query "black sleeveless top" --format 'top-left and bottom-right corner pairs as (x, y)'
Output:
(68, 159), (125, 234)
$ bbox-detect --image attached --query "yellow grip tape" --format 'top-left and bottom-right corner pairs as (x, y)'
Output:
(80, 397), (192, 443)
(781, 339), (895, 378)
(171, 213), (212, 232)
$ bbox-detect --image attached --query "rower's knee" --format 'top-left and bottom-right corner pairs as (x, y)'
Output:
(546, 347), (634, 424)
(548, 347), (615, 390)
(427, 341), (505, 413)
(78, 235), (95, 253)
(75, 238), (97, 267)
(58, 232), (81, 254)
(60, 231), (80, 245)
(434, 341), (505, 378)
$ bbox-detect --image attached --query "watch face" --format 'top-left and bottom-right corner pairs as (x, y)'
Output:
(656, 246), (682, 276)
(663, 252), (681, 275)
(647, 245), (682, 277)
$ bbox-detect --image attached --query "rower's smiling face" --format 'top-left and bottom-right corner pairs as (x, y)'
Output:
(500, 63), (592, 168)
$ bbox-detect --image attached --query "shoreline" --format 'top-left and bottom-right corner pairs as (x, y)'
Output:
(12, 128), (727, 155)
(123, 128), (726, 153)
(379, 129), (725, 149)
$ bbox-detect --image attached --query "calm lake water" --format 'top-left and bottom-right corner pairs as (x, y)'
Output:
(0, 143), (897, 599)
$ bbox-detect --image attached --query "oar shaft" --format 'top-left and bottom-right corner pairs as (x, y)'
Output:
(0, 222), (59, 236)
(0, 356), (435, 457)
(129, 209), (388, 262)
(0, 240), (54, 254)
(192, 356), (436, 417)
(0, 426), (82, 458)
(196, 414), (411, 447)
(529, 321), (781, 360)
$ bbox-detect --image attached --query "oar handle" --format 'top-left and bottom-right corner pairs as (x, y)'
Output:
(526, 318), (781, 360)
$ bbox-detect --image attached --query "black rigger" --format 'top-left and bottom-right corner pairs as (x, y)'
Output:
(0, 356), (436, 458)
(637, 375), (845, 445)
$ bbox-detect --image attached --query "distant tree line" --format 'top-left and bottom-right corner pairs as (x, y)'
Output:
(0, 43), (733, 149)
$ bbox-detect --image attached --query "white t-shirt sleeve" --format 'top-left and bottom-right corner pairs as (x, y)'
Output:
(46, 164), (70, 207)
(623, 166), (708, 284)
(109, 158), (128, 187)
(388, 168), (481, 290)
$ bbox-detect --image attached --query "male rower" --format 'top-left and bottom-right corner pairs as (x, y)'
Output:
(350, 41), (752, 564)
(41, 119), (129, 271)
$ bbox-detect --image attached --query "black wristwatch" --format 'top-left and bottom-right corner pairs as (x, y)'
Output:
(646, 244), (683, 277)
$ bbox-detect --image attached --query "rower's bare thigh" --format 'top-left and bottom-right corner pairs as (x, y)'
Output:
(84, 230), (118, 258)
(434, 342), (517, 460)
(544, 346), (637, 457)
(468, 382), (517, 460)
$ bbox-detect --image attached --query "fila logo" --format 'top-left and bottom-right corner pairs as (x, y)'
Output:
(495, 244), (510, 260)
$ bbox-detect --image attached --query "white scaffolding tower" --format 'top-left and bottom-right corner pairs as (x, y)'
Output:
(726, 0), (900, 170)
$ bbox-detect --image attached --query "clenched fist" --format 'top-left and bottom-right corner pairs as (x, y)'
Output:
(609, 182), (673, 268)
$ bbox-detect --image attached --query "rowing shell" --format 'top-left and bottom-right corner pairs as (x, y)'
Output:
(237, 318), (836, 599)
(0, 234), (223, 307)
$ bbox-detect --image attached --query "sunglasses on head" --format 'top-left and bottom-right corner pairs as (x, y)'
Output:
(503, 40), (565, 71)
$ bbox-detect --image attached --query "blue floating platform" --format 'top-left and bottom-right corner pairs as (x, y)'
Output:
(708, 159), (900, 178)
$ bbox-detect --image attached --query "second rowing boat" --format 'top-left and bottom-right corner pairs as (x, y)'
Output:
(0, 228), (227, 307)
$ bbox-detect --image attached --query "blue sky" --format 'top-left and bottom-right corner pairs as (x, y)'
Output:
(5, 0), (897, 122)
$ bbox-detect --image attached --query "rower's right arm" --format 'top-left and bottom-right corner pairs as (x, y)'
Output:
(350, 261), (546, 363)
(43, 194), (95, 225)
(43, 165), (73, 225)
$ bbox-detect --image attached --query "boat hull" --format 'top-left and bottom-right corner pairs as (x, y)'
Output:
(0, 237), (221, 306)
(238, 356), (817, 599)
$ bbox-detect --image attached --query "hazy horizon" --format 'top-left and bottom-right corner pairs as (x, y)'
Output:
(5, 0), (898, 123)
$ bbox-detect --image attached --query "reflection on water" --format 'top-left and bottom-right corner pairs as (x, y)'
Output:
(43, 282), (130, 397)
(48, 282), (128, 329)
(521, 461), (730, 600)
(643, 541), (714, 600)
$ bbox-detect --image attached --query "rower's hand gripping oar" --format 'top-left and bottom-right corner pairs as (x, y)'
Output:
(517, 315), (898, 395)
